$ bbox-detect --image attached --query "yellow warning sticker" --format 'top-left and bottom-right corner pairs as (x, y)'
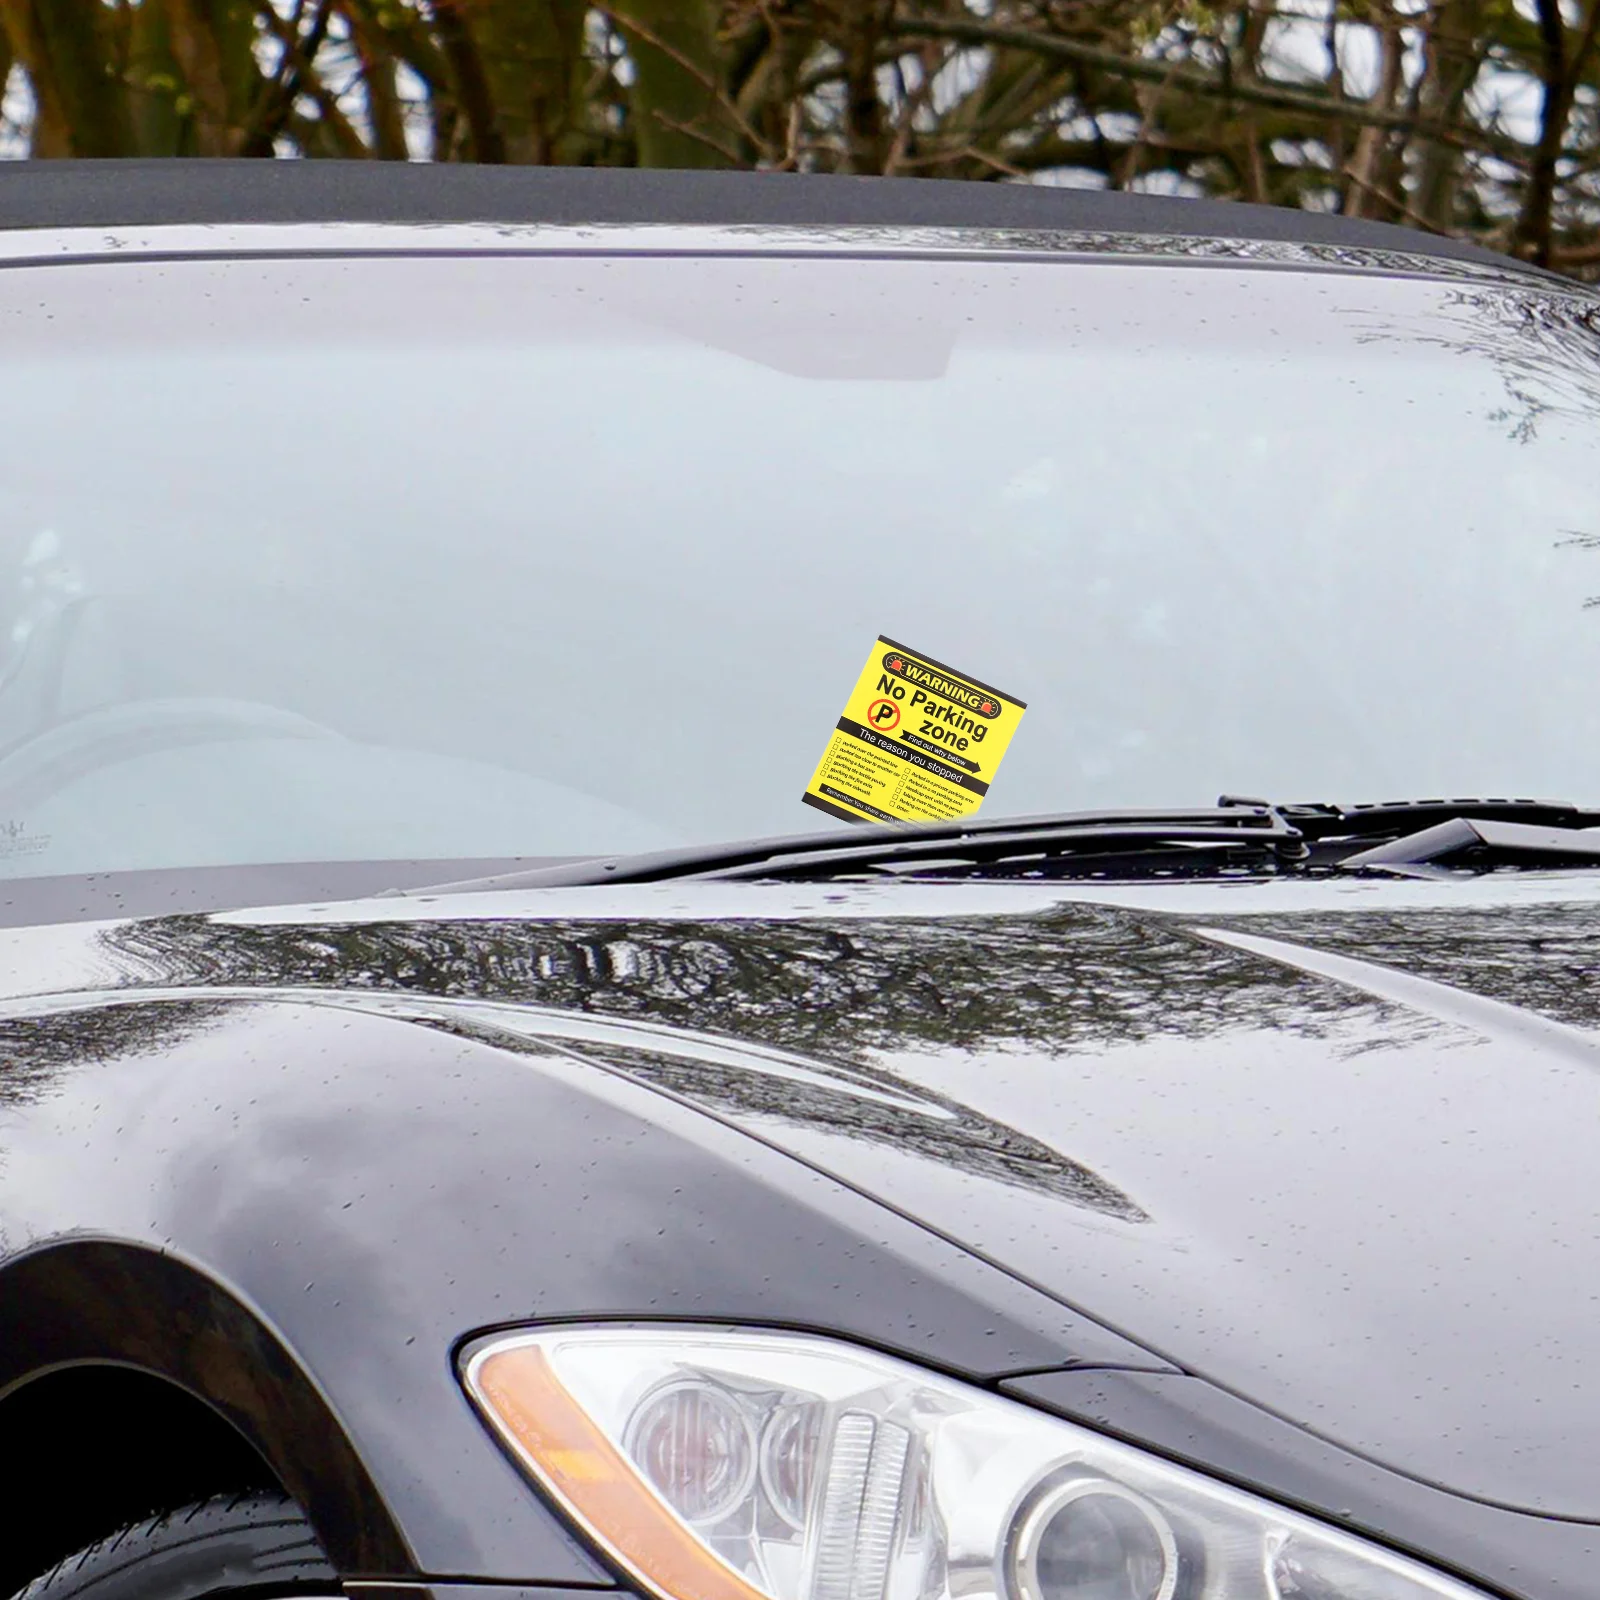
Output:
(802, 636), (1027, 825)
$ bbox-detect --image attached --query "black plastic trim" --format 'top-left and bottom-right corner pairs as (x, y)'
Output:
(0, 161), (1524, 273)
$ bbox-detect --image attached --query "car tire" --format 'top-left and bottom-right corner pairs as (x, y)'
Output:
(8, 1493), (337, 1600)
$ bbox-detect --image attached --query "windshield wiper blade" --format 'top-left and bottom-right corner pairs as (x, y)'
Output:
(399, 805), (1308, 893)
(393, 795), (1600, 897)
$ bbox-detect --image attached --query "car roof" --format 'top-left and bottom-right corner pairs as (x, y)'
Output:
(0, 159), (1535, 279)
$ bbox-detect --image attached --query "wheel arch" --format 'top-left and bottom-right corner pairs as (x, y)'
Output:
(0, 1237), (414, 1587)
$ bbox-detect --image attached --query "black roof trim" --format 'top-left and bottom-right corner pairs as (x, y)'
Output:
(0, 160), (1525, 275)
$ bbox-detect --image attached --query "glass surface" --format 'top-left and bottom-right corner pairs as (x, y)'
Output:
(0, 249), (1595, 882)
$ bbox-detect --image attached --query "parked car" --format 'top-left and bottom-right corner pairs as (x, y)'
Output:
(2, 162), (1599, 1600)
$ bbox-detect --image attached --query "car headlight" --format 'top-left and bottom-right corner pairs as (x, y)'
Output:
(462, 1328), (1488, 1600)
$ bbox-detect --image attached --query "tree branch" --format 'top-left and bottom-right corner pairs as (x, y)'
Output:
(240, 0), (337, 156)
(429, 0), (504, 162)
(250, 0), (367, 156)
(603, 4), (769, 160)
(883, 12), (1536, 166)
(1513, 0), (1600, 263)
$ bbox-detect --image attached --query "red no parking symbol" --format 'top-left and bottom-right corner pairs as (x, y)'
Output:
(866, 697), (902, 731)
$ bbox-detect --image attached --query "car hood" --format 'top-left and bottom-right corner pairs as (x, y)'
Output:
(5, 878), (1600, 1518)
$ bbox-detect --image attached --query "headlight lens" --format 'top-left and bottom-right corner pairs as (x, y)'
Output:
(463, 1328), (1489, 1600)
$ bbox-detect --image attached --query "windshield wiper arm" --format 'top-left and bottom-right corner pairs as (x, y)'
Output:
(399, 805), (1308, 893)
(1258, 795), (1600, 842)
(1225, 795), (1600, 876)
(1337, 814), (1600, 875)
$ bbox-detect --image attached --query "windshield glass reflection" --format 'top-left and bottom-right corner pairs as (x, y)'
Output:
(0, 252), (1595, 882)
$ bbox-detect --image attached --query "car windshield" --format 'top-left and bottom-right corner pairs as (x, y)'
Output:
(0, 240), (1597, 888)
